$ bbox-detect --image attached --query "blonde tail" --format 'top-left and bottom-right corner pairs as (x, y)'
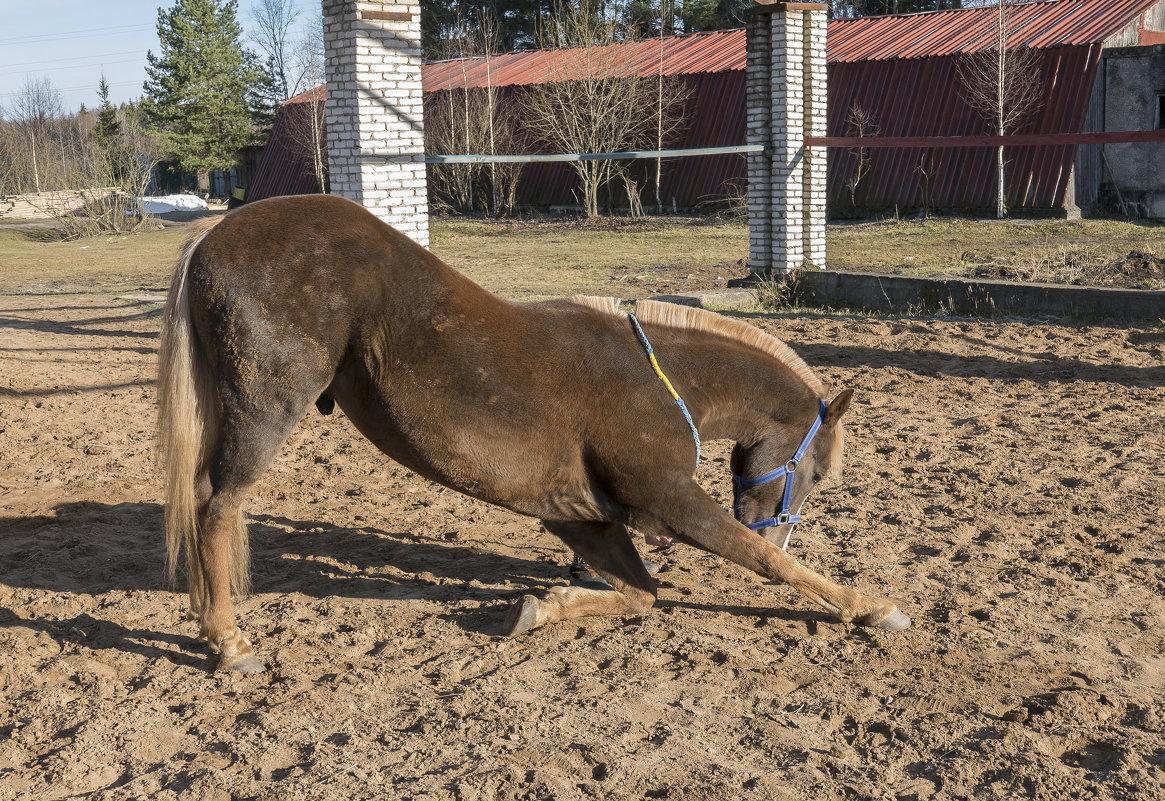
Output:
(158, 217), (250, 607)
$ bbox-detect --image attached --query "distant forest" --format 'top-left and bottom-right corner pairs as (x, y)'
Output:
(420, 0), (981, 58)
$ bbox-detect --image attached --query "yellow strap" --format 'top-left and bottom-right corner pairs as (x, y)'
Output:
(647, 353), (682, 403)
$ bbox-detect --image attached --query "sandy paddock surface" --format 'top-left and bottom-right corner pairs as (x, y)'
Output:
(1, 293), (1164, 801)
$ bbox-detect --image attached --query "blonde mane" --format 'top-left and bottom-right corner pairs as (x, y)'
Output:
(567, 295), (623, 316)
(568, 296), (824, 397)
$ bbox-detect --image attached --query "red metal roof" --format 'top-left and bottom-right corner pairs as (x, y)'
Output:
(286, 85), (325, 105)
(424, 0), (1163, 92)
(423, 28), (747, 92)
(828, 0), (1160, 62)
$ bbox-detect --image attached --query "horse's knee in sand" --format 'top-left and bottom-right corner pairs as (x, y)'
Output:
(503, 584), (653, 637)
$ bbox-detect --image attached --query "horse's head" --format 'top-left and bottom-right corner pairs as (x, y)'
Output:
(730, 388), (854, 546)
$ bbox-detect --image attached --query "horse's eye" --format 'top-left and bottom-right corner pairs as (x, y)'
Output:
(812, 472), (823, 484)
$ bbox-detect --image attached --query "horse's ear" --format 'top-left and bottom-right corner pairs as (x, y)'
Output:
(824, 388), (855, 425)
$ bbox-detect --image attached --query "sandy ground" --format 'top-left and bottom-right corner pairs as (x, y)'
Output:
(1, 294), (1163, 801)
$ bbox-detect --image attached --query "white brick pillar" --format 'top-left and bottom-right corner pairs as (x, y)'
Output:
(803, 5), (827, 269)
(746, 1), (828, 276)
(323, 0), (429, 246)
(746, 19), (773, 272)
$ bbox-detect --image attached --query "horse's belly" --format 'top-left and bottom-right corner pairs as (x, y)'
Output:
(331, 380), (607, 523)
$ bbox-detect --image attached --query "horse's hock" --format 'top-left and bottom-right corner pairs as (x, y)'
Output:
(747, 1), (828, 276)
(323, 0), (429, 247)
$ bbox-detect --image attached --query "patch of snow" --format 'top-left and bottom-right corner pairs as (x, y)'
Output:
(138, 195), (209, 214)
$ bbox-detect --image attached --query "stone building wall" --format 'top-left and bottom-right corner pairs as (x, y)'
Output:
(1100, 44), (1165, 219)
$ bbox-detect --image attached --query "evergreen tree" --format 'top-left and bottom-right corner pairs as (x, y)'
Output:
(249, 54), (284, 136)
(142, 0), (262, 182)
(94, 75), (121, 150)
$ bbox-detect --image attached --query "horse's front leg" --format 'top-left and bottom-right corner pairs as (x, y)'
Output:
(504, 521), (657, 636)
(633, 483), (910, 630)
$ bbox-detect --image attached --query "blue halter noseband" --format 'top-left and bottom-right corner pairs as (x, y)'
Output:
(732, 400), (828, 531)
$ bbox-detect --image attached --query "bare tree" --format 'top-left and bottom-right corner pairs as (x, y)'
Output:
(648, 13), (692, 212)
(0, 78), (159, 236)
(843, 101), (879, 208)
(521, 2), (687, 217)
(424, 9), (524, 216)
(957, 0), (1043, 218)
(6, 76), (67, 194)
(914, 151), (937, 219)
(49, 104), (160, 238)
(286, 10), (327, 192)
(249, 0), (300, 101)
(426, 13), (484, 212)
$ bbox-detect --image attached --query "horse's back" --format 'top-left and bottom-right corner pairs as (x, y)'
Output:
(189, 194), (416, 316)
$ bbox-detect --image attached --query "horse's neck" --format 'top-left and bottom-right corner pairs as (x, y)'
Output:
(402, 247), (508, 321)
(659, 330), (821, 447)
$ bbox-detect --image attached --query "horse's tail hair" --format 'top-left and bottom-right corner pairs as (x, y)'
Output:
(158, 215), (250, 601)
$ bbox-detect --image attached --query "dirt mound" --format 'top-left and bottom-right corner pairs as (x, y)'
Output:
(1099, 250), (1165, 288)
(971, 248), (1165, 289)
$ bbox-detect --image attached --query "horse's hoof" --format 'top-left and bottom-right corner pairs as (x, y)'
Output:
(875, 608), (912, 631)
(503, 595), (541, 637)
(222, 653), (267, 673)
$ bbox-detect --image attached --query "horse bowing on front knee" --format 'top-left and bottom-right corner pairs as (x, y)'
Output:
(157, 194), (909, 672)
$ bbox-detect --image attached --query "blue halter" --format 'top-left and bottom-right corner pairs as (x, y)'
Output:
(733, 400), (828, 531)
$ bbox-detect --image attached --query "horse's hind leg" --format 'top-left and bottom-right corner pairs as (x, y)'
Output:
(195, 406), (314, 672)
(186, 471), (213, 623)
(505, 521), (658, 636)
(197, 481), (261, 672)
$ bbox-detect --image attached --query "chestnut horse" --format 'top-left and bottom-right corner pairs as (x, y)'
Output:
(159, 194), (909, 673)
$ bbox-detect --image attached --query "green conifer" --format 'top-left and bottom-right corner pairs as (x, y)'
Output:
(142, 0), (262, 184)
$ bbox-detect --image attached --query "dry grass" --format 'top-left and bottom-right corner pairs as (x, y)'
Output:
(0, 211), (1160, 299)
(433, 215), (747, 299)
(828, 216), (1165, 288)
(0, 223), (189, 296)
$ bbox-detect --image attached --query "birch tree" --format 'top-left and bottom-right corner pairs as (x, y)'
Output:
(249, 0), (299, 101)
(286, 9), (327, 192)
(957, 0), (1043, 218)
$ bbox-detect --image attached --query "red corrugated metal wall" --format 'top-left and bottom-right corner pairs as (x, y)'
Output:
(249, 0), (1139, 212)
(828, 44), (1102, 210)
(248, 98), (328, 202)
(500, 46), (1102, 212)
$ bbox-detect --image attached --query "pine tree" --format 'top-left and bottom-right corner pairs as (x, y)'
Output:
(142, 0), (261, 184)
(249, 54), (285, 136)
(94, 75), (121, 150)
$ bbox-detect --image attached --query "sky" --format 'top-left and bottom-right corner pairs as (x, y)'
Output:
(0, 0), (316, 114)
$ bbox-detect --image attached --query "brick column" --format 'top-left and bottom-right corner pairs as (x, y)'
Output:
(746, 1), (828, 276)
(746, 19), (774, 273)
(803, 5), (827, 269)
(323, 0), (429, 246)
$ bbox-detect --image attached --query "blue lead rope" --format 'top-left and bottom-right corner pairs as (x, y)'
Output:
(627, 313), (701, 469)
